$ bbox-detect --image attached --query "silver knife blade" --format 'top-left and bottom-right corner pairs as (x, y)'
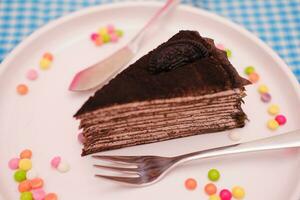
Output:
(69, 46), (134, 91)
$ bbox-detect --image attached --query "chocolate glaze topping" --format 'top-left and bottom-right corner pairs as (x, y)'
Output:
(75, 30), (250, 117)
(148, 39), (209, 73)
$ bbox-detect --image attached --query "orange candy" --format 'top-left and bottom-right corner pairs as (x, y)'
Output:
(95, 37), (103, 46)
(18, 180), (32, 192)
(20, 149), (32, 159)
(43, 52), (53, 61)
(249, 72), (260, 83)
(185, 178), (197, 190)
(204, 183), (217, 195)
(30, 178), (44, 189)
(44, 193), (58, 200)
(17, 84), (28, 95)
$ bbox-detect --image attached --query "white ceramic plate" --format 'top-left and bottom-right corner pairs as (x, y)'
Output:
(1, 2), (300, 200)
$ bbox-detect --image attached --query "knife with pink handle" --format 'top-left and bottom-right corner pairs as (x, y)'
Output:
(69, 0), (180, 91)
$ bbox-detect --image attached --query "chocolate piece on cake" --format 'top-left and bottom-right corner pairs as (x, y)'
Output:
(75, 30), (251, 156)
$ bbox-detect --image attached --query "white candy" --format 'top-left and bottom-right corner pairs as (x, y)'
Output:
(26, 168), (38, 179)
(57, 161), (70, 173)
(228, 131), (242, 141)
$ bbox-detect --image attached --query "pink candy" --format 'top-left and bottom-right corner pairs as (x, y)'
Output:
(107, 24), (115, 33)
(8, 157), (19, 170)
(32, 188), (46, 200)
(77, 132), (85, 144)
(220, 189), (232, 200)
(260, 93), (271, 103)
(26, 69), (38, 81)
(216, 43), (225, 50)
(90, 33), (99, 41)
(50, 156), (61, 168)
(110, 33), (119, 43)
(275, 114), (287, 125)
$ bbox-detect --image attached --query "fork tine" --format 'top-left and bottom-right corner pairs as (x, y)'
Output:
(93, 164), (138, 173)
(92, 155), (138, 163)
(95, 174), (141, 184)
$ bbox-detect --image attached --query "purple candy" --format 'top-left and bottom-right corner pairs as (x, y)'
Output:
(261, 93), (271, 103)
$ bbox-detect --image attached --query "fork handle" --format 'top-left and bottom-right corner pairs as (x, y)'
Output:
(128, 0), (180, 53)
(176, 129), (300, 164)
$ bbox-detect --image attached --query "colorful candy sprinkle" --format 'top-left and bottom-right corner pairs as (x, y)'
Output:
(185, 178), (197, 190)
(20, 191), (33, 200)
(30, 178), (44, 189)
(26, 168), (38, 180)
(39, 58), (51, 70)
(275, 114), (287, 125)
(95, 36), (103, 46)
(260, 93), (271, 103)
(44, 193), (58, 200)
(209, 194), (221, 200)
(268, 104), (280, 115)
(57, 161), (70, 173)
(19, 159), (32, 171)
(116, 29), (124, 37)
(98, 27), (108, 35)
(228, 131), (241, 141)
(20, 149), (32, 159)
(90, 33), (99, 41)
(244, 66), (255, 75)
(43, 53), (53, 61)
(14, 169), (27, 182)
(220, 189), (232, 200)
(18, 180), (32, 193)
(26, 69), (38, 81)
(225, 49), (232, 58)
(107, 24), (115, 33)
(208, 169), (220, 182)
(205, 183), (217, 195)
(232, 186), (245, 199)
(17, 84), (29, 95)
(102, 34), (111, 43)
(32, 189), (46, 200)
(50, 156), (61, 169)
(267, 119), (279, 130)
(110, 33), (119, 43)
(8, 157), (20, 170)
(258, 84), (269, 94)
(216, 43), (225, 50)
(249, 72), (260, 83)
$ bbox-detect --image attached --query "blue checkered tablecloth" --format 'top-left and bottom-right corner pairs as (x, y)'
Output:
(0, 0), (299, 82)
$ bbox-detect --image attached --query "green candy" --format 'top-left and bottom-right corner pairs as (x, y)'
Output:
(14, 169), (26, 182)
(208, 169), (220, 182)
(20, 192), (33, 200)
(102, 34), (111, 43)
(244, 66), (255, 75)
(225, 48), (232, 58)
(116, 29), (124, 37)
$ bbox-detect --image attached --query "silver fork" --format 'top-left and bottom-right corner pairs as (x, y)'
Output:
(93, 129), (300, 186)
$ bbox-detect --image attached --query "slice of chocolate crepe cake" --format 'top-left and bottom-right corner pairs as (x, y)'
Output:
(75, 30), (251, 156)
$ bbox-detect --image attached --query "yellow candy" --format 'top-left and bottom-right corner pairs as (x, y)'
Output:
(267, 119), (279, 130)
(209, 194), (221, 200)
(98, 27), (108, 35)
(19, 159), (32, 171)
(232, 186), (245, 199)
(258, 84), (269, 94)
(39, 58), (51, 70)
(268, 104), (280, 115)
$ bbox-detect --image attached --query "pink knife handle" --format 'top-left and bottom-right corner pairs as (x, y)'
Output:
(129, 0), (180, 53)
